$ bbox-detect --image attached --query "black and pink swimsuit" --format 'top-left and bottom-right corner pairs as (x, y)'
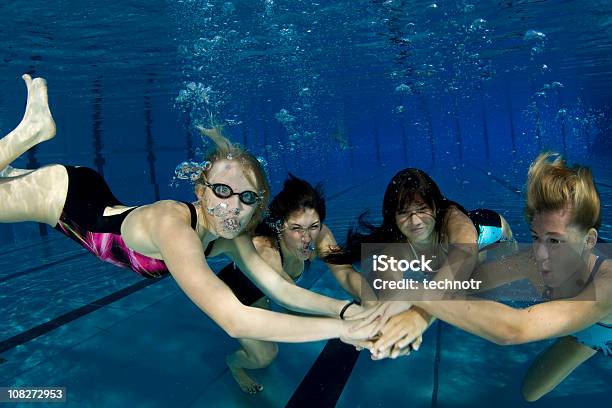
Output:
(54, 166), (197, 278)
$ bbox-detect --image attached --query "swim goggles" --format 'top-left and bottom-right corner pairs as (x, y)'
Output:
(203, 181), (261, 205)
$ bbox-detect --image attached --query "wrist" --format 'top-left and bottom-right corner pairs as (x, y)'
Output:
(338, 319), (351, 339)
(340, 300), (358, 320)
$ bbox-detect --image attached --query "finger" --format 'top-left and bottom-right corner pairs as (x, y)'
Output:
(396, 333), (418, 350)
(371, 314), (391, 337)
(351, 340), (374, 349)
(373, 326), (403, 352)
(340, 337), (372, 349)
(412, 335), (423, 351)
(391, 345), (406, 359)
(387, 333), (411, 359)
(371, 347), (390, 361)
(342, 305), (366, 320)
(348, 315), (379, 333)
(395, 345), (412, 357)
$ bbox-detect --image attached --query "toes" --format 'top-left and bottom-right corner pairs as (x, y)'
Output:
(246, 384), (263, 394)
(22, 74), (32, 90)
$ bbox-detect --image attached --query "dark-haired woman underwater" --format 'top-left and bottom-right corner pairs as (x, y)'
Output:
(324, 167), (516, 357)
(209, 175), (377, 393)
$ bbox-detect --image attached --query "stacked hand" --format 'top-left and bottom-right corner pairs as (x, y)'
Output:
(340, 301), (429, 360)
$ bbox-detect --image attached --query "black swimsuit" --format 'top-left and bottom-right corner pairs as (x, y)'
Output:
(55, 166), (197, 278)
(216, 239), (286, 305)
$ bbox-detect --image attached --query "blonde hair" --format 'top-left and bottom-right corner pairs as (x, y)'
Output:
(525, 152), (600, 231)
(195, 126), (270, 233)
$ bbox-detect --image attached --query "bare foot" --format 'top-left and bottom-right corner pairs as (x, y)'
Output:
(17, 74), (56, 146)
(226, 357), (264, 394)
(0, 165), (33, 177)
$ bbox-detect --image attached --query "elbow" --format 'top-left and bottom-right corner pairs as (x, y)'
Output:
(492, 323), (527, 346)
(219, 308), (252, 339)
(221, 318), (242, 339)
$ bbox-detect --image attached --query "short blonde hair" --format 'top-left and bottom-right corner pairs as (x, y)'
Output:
(525, 152), (601, 231)
(195, 126), (270, 233)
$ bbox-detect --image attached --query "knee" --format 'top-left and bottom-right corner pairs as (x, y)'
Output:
(252, 343), (279, 368)
(521, 383), (543, 402)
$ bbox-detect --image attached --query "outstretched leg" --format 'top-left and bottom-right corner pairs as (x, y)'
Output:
(0, 75), (67, 226)
(0, 74), (56, 171)
(522, 336), (596, 401)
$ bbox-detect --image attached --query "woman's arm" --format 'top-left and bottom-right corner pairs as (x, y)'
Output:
(318, 224), (377, 303)
(469, 249), (534, 293)
(415, 297), (611, 346)
(432, 207), (480, 283)
(371, 296), (611, 356)
(224, 233), (361, 318)
(415, 263), (612, 347)
(147, 209), (368, 342)
(371, 263), (612, 355)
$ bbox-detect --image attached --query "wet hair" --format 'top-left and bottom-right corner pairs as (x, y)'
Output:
(323, 168), (466, 265)
(525, 152), (601, 231)
(195, 126), (270, 233)
(255, 174), (326, 239)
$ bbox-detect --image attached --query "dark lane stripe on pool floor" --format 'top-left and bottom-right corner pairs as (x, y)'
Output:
(0, 252), (88, 284)
(0, 275), (169, 355)
(0, 236), (64, 257)
(431, 321), (443, 408)
(285, 339), (360, 408)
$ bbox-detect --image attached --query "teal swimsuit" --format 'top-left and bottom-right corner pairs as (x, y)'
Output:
(544, 256), (611, 356)
(570, 257), (611, 356)
(466, 208), (509, 250)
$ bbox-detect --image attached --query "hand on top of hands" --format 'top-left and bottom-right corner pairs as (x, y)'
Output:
(339, 301), (427, 359)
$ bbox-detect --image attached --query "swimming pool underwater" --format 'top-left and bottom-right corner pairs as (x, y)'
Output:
(1, 162), (611, 407)
(1, 0), (612, 406)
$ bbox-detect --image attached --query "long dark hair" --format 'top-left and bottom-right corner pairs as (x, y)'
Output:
(323, 168), (466, 265)
(255, 174), (326, 241)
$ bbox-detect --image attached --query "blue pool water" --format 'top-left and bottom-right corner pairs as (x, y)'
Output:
(1, 0), (611, 406)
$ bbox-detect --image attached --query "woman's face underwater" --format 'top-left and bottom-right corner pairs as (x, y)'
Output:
(280, 207), (321, 261)
(395, 195), (436, 243)
(200, 159), (260, 239)
(530, 208), (590, 288)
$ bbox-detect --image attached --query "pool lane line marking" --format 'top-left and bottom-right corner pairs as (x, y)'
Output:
(431, 321), (443, 408)
(0, 235), (64, 257)
(327, 170), (391, 201)
(470, 163), (612, 194)
(0, 275), (169, 355)
(0, 252), (88, 284)
(467, 164), (523, 197)
(285, 339), (360, 408)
